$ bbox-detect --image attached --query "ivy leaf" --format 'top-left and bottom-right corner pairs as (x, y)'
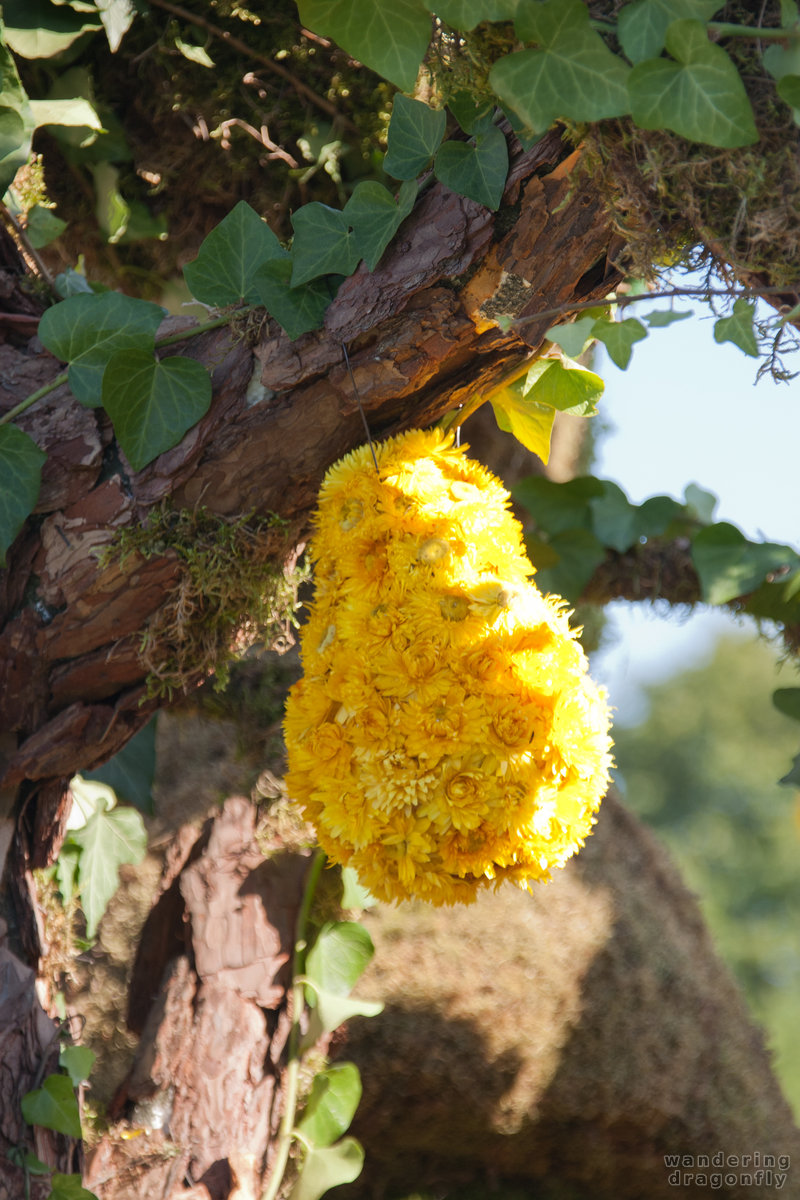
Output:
(447, 88), (496, 134)
(0, 425), (46, 566)
(490, 0), (630, 132)
(38, 292), (165, 407)
(433, 124), (508, 209)
(59, 1044), (96, 1087)
(777, 74), (800, 115)
(290, 203), (361, 286)
(344, 179), (418, 270)
(25, 204), (68, 248)
(340, 867), (377, 909)
(82, 716), (157, 815)
(68, 805), (147, 937)
(773, 688), (800, 722)
(305, 922), (376, 998)
(512, 474), (604, 534)
(21, 1074), (82, 1139)
(296, 1063), (362, 1148)
(101, 350), (212, 472)
(29, 97), (103, 136)
(0, 37), (34, 191)
(95, 0), (137, 52)
(641, 307), (693, 326)
(383, 94), (446, 180)
(490, 386), (555, 463)
(288, 1137), (365, 1200)
(591, 316), (648, 369)
(50, 1175), (100, 1200)
(254, 256), (333, 340)
(545, 316), (596, 357)
(2, 0), (102, 59)
(617, 0), (722, 64)
(628, 20), (758, 148)
(56, 843), (81, 903)
(636, 494), (687, 538)
(184, 200), (284, 305)
(429, 0), (518, 32)
(527, 528), (606, 602)
(589, 480), (637, 552)
(525, 357), (604, 416)
(297, 0), (431, 91)
(713, 297), (759, 356)
(683, 481), (717, 523)
(302, 984), (384, 1043)
(691, 523), (800, 605)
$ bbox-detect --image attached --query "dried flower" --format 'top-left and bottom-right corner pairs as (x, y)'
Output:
(284, 428), (613, 904)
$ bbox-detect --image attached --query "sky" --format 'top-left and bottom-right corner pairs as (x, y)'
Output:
(585, 292), (800, 725)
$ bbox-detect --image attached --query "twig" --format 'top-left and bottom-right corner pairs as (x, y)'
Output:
(0, 203), (57, 295)
(147, 0), (360, 135)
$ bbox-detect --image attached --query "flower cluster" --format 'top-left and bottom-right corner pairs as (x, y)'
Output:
(284, 428), (613, 905)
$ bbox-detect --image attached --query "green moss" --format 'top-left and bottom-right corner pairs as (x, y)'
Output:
(110, 506), (306, 699)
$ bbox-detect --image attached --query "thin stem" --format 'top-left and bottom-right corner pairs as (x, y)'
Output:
(0, 372), (68, 425)
(261, 847), (327, 1200)
(438, 353), (540, 434)
(0, 202), (57, 294)
(154, 311), (240, 347)
(707, 21), (795, 39)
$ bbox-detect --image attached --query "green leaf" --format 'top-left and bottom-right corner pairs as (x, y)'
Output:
(713, 297), (759, 356)
(96, 0), (137, 52)
(0, 424), (46, 565)
(340, 866), (377, 910)
(528, 528), (606, 602)
(297, 0), (431, 91)
(21, 1074), (82, 1138)
(302, 983), (385, 1040)
(174, 35), (215, 68)
(512, 474), (604, 534)
(691, 523), (800, 605)
(525, 357), (604, 416)
(25, 204), (68, 248)
(490, 386), (555, 462)
(773, 688), (800, 722)
(344, 179), (418, 270)
(641, 307), (693, 326)
(430, 0), (518, 31)
(490, 0), (630, 132)
(2, 0), (101, 59)
(777, 73), (800, 109)
(288, 1137), (365, 1200)
(82, 716), (157, 814)
(636, 494), (686, 538)
(591, 316), (648, 369)
(628, 20), (758, 148)
(305, 921), (376, 998)
(290, 203), (361, 286)
(92, 162), (131, 243)
(59, 1044), (96, 1087)
(545, 315), (596, 357)
(433, 124), (508, 210)
(69, 805), (147, 937)
(184, 200), (284, 305)
(588, 480), (637, 552)
(617, 0), (722, 64)
(297, 1063), (362, 1147)
(101, 351), (213, 472)
(49, 1174), (100, 1200)
(447, 88), (495, 134)
(254, 256), (333, 340)
(38, 292), (165, 407)
(56, 843), (81, 902)
(0, 37), (34, 192)
(383, 94), (446, 180)
(29, 97), (103, 135)
(683, 482), (717, 523)
(54, 268), (94, 298)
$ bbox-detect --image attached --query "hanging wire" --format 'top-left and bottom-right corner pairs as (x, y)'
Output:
(341, 340), (379, 472)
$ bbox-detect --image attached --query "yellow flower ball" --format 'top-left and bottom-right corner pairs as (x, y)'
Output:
(284, 428), (613, 905)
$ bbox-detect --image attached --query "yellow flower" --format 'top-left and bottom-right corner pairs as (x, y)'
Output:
(284, 428), (613, 905)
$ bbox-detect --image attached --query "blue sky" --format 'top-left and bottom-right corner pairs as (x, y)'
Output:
(586, 297), (800, 723)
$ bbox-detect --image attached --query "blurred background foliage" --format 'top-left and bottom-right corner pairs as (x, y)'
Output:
(610, 628), (800, 1117)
